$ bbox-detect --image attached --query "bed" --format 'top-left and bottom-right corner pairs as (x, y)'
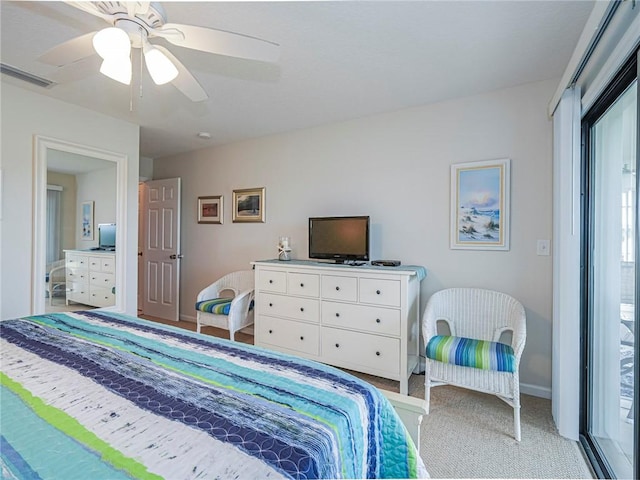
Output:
(1, 310), (427, 479)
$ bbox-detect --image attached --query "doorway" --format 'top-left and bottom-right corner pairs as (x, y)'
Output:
(44, 152), (116, 313)
(581, 51), (638, 479)
(32, 136), (129, 315)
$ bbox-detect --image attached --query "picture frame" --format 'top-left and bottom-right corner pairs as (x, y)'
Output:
(197, 195), (223, 224)
(232, 187), (265, 223)
(81, 200), (94, 240)
(450, 158), (510, 250)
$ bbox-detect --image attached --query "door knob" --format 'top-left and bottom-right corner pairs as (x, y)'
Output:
(169, 254), (184, 260)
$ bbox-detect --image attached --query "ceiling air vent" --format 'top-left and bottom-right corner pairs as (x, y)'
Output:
(1, 63), (55, 88)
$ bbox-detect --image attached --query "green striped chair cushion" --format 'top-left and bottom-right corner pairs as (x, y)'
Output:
(195, 298), (232, 315)
(426, 335), (515, 373)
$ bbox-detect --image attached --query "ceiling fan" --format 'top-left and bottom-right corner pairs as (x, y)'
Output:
(39, 1), (280, 102)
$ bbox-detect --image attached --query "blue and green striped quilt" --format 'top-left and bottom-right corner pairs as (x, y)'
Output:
(0, 311), (426, 479)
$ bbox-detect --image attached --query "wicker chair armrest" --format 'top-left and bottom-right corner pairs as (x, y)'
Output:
(49, 264), (66, 279)
(197, 282), (223, 302)
(228, 289), (254, 317)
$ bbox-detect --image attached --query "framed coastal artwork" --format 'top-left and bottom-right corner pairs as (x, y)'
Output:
(232, 187), (265, 223)
(197, 195), (223, 224)
(450, 159), (510, 250)
(81, 200), (94, 240)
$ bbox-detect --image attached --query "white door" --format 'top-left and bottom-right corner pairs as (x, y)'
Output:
(142, 178), (181, 321)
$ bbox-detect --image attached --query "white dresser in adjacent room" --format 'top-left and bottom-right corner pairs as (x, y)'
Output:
(252, 259), (426, 394)
(64, 250), (116, 308)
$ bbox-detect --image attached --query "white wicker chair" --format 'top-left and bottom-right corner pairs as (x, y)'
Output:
(195, 270), (255, 341)
(47, 259), (67, 306)
(423, 288), (527, 441)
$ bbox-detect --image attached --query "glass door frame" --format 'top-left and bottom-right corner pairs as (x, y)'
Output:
(580, 49), (639, 479)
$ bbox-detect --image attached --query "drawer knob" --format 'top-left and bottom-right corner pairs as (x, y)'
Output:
(269, 279), (273, 284)
(376, 318), (381, 323)
(104, 279), (108, 282)
(300, 336), (304, 340)
(335, 286), (340, 291)
(376, 290), (381, 295)
(269, 303), (273, 307)
(300, 283), (304, 287)
(268, 329), (273, 334)
(335, 343), (340, 348)
(300, 307), (304, 312)
(376, 351), (381, 356)
(335, 313), (340, 317)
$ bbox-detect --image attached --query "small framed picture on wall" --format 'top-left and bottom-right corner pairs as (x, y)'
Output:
(198, 195), (223, 224)
(81, 200), (94, 240)
(232, 187), (266, 223)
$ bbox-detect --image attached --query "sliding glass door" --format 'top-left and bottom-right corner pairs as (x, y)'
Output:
(581, 51), (638, 479)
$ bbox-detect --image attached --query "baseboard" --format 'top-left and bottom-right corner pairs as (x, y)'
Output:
(180, 314), (196, 323)
(520, 382), (551, 399)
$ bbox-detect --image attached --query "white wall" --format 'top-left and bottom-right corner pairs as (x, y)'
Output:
(75, 167), (117, 248)
(0, 81), (139, 319)
(154, 78), (555, 395)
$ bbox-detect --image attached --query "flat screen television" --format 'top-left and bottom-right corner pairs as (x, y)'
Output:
(98, 223), (116, 250)
(308, 216), (370, 263)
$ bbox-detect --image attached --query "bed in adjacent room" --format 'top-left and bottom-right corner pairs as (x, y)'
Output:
(0, 310), (427, 479)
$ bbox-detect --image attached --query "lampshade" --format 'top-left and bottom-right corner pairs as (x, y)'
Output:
(93, 27), (131, 60)
(143, 43), (178, 85)
(99, 57), (132, 85)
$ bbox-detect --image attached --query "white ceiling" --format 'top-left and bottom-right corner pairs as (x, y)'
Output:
(1, 1), (595, 159)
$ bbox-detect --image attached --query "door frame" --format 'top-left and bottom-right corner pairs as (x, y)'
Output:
(31, 135), (129, 314)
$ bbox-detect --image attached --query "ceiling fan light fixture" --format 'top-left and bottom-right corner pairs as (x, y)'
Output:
(143, 44), (178, 85)
(93, 27), (131, 60)
(99, 57), (132, 85)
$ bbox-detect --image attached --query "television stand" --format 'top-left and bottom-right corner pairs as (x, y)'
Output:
(251, 259), (426, 395)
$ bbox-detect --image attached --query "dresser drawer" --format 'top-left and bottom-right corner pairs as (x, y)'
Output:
(322, 327), (400, 376)
(66, 268), (89, 283)
(321, 301), (400, 336)
(257, 316), (320, 356)
(67, 282), (89, 303)
(66, 254), (89, 270)
(90, 271), (115, 288)
(258, 293), (320, 323)
(89, 287), (115, 307)
(359, 278), (401, 307)
(257, 269), (287, 293)
(321, 275), (358, 302)
(288, 272), (320, 297)
(88, 256), (115, 273)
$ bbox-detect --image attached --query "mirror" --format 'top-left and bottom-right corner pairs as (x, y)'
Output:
(32, 136), (128, 315)
(45, 151), (116, 312)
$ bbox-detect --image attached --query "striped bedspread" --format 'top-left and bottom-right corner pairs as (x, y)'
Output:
(0, 311), (426, 479)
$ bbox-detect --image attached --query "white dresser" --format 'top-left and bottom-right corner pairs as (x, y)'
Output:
(64, 250), (116, 308)
(252, 260), (425, 394)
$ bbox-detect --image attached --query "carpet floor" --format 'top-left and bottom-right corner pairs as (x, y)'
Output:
(140, 317), (594, 479)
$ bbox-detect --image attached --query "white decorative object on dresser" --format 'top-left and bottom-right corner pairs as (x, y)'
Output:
(64, 250), (116, 308)
(252, 259), (426, 394)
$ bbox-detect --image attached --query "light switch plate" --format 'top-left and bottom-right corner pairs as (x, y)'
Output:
(537, 239), (550, 256)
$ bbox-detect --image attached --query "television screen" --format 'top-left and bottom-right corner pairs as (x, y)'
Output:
(98, 223), (116, 250)
(308, 216), (370, 263)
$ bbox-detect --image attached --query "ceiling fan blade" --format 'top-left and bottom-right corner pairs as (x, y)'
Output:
(64, 1), (113, 21)
(153, 45), (208, 102)
(39, 32), (98, 67)
(153, 23), (280, 63)
(126, 2), (150, 17)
